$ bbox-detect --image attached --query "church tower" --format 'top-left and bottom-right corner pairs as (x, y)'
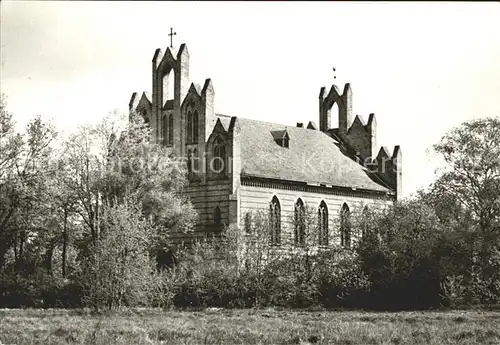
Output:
(128, 36), (218, 185)
(152, 43), (190, 156)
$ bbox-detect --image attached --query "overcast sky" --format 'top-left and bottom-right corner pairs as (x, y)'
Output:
(1, 1), (500, 198)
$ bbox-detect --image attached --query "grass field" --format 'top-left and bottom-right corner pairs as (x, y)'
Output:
(0, 308), (499, 345)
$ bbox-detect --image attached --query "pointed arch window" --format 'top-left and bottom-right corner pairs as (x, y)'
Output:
(168, 114), (173, 145)
(187, 111), (193, 143)
(186, 102), (198, 144)
(213, 146), (220, 170)
(318, 201), (328, 245)
(269, 196), (281, 245)
(212, 136), (226, 177)
(340, 203), (351, 248)
(193, 110), (199, 143)
(219, 146), (226, 173)
(294, 198), (306, 246)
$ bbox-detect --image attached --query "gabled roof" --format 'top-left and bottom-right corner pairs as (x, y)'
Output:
(192, 83), (202, 95)
(234, 117), (392, 193)
(143, 92), (152, 103)
(216, 114), (232, 131)
(129, 91), (152, 110)
(307, 121), (318, 130)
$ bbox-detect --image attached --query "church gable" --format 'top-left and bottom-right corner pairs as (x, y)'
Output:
(181, 81), (219, 146)
(376, 146), (391, 162)
(347, 115), (367, 135)
(129, 91), (152, 124)
(343, 115), (372, 160)
(158, 48), (176, 71)
(129, 91), (151, 110)
(216, 114), (232, 132)
(206, 118), (230, 180)
(181, 83), (203, 108)
(137, 92), (152, 123)
(207, 117), (228, 141)
(138, 92), (152, 108)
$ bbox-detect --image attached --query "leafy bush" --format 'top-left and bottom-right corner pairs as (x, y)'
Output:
(354, 200), (445, 310)
(315, 248), (370, 308)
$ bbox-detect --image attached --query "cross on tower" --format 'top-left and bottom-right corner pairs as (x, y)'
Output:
(168, 27), (177, 48)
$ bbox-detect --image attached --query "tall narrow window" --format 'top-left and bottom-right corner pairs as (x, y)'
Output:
(193, 110), (199, 143)
(318, 201), (328, 245)
(185, 102), (198, 144)
(340, 203), (351, 248)
(214, 206), (222, 229)
(168, 114), (173, 145)
(269, 196), (281, 245)
(212, 136), (226, 177)
(213, 145), (221, 171)
(219, 145), (226, 174)
(294, 198), (306, 246)
(187, 111), (193, 143)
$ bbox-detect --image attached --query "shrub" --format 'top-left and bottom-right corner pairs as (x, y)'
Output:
(315, 248), (370, 309)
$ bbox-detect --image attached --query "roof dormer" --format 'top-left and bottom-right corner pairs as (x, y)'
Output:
(271, 129), (290, 148)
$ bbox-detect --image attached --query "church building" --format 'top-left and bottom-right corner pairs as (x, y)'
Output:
(128, 41), (402, 250)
